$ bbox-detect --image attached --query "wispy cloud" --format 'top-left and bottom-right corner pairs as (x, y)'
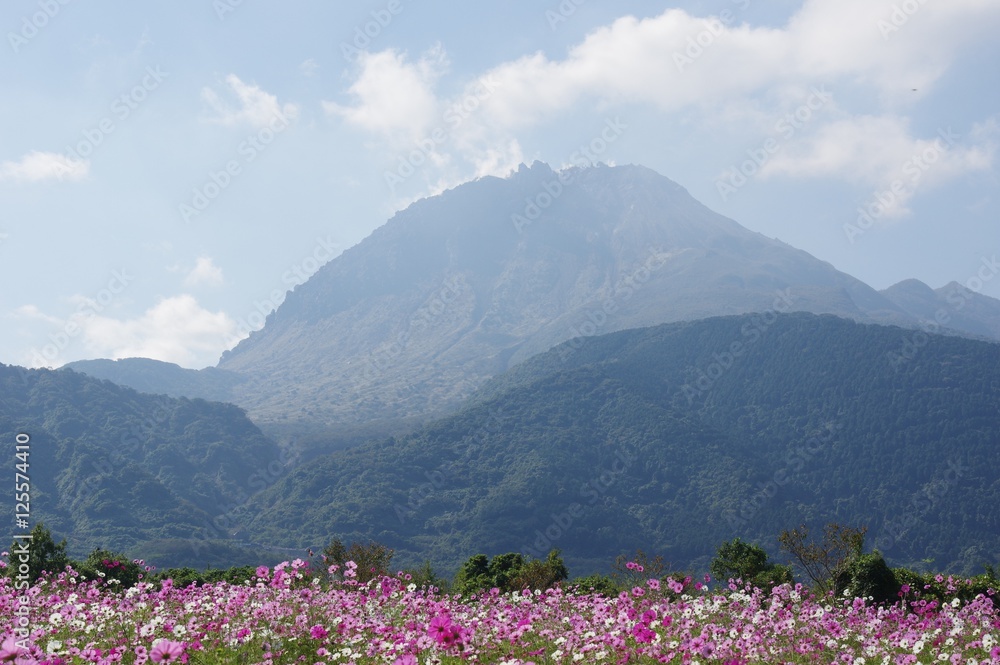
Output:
(76, 294), (236, 368)
(182, 256), (224, 288)
(202, 74), (299, 127)
(0, 151), (89, 183)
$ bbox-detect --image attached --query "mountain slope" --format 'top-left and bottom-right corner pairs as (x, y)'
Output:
(63, 358), (246, 402)
(881, 278), (1000, 340)
(0, 363), (288, 568)
(240, 313), (1000, 576)
(217, 162), (915, 429)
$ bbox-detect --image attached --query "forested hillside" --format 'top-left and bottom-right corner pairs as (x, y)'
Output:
(0, 364), (285, 568)
(243, 313), (1000, 575)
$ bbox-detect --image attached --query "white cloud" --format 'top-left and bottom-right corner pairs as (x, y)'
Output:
(327, 0), (1000, 213)
(0, 151), (89, 183)
(11, 304), (62, 326)
(323, 46), (446, 144)
(183, 256), (224, 288)
(75, 295), (236, 368)
(760, 115), (995, 216)
(471, 0), (1000, 127)
(202, 74), (299, 128)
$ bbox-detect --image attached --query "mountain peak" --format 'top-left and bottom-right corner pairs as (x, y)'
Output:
(214, 163), (915, 429)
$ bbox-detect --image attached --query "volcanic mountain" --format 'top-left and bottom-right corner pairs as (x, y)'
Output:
(213, 162), (914, 430)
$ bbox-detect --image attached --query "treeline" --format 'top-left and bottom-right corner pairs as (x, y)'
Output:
(6, 523), (997, 610)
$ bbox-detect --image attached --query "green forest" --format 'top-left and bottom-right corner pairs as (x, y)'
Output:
(2, 312), (999, 577)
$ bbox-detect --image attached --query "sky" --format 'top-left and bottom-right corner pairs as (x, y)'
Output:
(1, 0), (998, 370)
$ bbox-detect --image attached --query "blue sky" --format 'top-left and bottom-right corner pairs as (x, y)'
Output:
(2, 0), (998, 369)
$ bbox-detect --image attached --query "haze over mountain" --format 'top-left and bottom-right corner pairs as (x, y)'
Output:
(880, 279), (1000, 341)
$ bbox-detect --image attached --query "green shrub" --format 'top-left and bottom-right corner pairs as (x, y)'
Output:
(4, 523), (70, 583)
(711, 538), (792, 590)
(402, 561), (450, 593)
(76, 548), (144, 588)
(834, 550), (898, 604)
(323, 538), (394, 584)
(454, 550), (567, 594)
(570, 574), (619, 596)
(893, 567), (998, 610)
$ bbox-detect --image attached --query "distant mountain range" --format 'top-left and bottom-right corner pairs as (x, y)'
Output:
(64, 163), (1000, 438)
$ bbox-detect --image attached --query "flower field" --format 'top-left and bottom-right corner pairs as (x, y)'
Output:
(2, 559), (999, 665)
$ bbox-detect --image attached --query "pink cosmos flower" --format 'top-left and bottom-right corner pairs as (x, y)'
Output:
(309, 625), (328, 640)
(149, 640), (185, 664)
(0, 637), (26, 663)
(428, 615), (452, 644)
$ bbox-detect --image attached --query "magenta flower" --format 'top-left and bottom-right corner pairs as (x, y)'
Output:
(0, 637), (26, 663)
(428, 614), (452, 644)
(149, 640), (185, 664)
(309, 625), (328, 640)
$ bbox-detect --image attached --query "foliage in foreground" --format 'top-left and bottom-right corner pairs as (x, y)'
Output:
(1, 556), (998, 665)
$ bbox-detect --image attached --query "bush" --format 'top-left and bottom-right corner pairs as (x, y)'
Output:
(76, 548), (144, 588)
(893, 567), (998, 610)
(570, 574), (619, 596)
(323, 538), (394, 584)
(152, 565), (259, 588)
(402, 561), (450, 593)
(510, 550), (569, 591)
(711, 538), (792, 590)
(4, 523), (70, 583)
(834, 550), (898, 604)
(454, 550), (567, 594)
